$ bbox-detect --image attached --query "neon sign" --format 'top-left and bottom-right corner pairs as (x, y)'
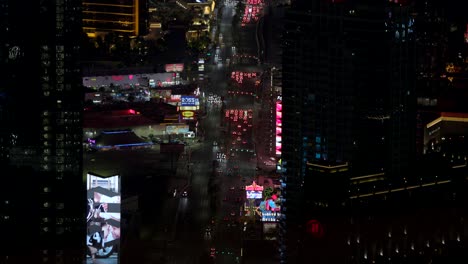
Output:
(276, 100), (282, 155)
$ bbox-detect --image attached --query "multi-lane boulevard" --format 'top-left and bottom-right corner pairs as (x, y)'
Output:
(163, 0), (268, 263)
(84, 0), (270, 263)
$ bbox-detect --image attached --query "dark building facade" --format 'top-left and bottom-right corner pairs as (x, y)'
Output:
(0, 0), (85, 263)
(277, 0), (468, 263)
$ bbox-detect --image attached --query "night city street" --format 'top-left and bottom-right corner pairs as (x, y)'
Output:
(83, 0), (269, 263)
(3, 0), (468, 264)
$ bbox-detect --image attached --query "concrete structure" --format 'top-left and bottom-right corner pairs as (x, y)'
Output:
(424, 112), (468, 161)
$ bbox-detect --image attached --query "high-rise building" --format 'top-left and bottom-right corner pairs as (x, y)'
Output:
(0, 0), (85, 263)
(279, 0), (417, 262)
(82, 0), (149, 38)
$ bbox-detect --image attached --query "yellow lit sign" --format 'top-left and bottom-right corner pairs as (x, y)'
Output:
(182, 111), (194, 117)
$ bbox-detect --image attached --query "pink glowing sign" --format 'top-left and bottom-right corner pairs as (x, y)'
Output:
(245, 181), (264, 199)
(111, 75), (124, 81)
(245, 181), (264, 191)
(276, 100), (282, 155)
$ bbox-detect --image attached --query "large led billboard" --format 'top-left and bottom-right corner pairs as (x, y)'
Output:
(86, 173), (120, 262)
(165, 63), (184, 72)
(259, 194), (281, 222)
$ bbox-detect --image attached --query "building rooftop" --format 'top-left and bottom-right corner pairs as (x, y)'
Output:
(91, 130), (152, 149)
(84, 102), (179, 129)
(84, 113), (159, 129)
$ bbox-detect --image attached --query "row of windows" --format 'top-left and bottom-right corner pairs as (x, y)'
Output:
(42, 202), (65, 209)
(43, 111), (80, 117)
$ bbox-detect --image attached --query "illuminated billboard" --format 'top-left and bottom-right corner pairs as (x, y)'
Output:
(245, 181), (263, 199)
(86, 173), (120, 262)
(275, 100), (282, 155)
(259, 194), (281, 222)
(261, 211), (280, 222)
(165, 63), (184, 72)
(247, 190), (262, 199)
(181, 96), (199, 107)
(181, 110), (195, 120)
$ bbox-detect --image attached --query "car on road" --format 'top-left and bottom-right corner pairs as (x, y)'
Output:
(223, 216), (229, 221)
(182, 190), (188, 197)
(230, 211), (236, 216)
(229, 186), (235, 190)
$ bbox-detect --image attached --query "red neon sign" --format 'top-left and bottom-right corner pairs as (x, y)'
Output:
(306, 219), (324, 238)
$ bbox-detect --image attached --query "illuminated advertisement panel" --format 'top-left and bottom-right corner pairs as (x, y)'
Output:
(181, 96), (199, 107)
(261, 211), (280, 222)
(181, 111), (195, 120)
(275, 100), (282, 155)
(245, 181), (263, 199)
(259, 193), (281, 222)
(246, 190), (262, 199)
(169, 94), (181, 102)
(165, 63), (184, 72)
(86, 173), (120, 262)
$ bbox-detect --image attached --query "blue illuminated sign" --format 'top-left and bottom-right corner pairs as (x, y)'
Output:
(181, 96), (198, 106)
